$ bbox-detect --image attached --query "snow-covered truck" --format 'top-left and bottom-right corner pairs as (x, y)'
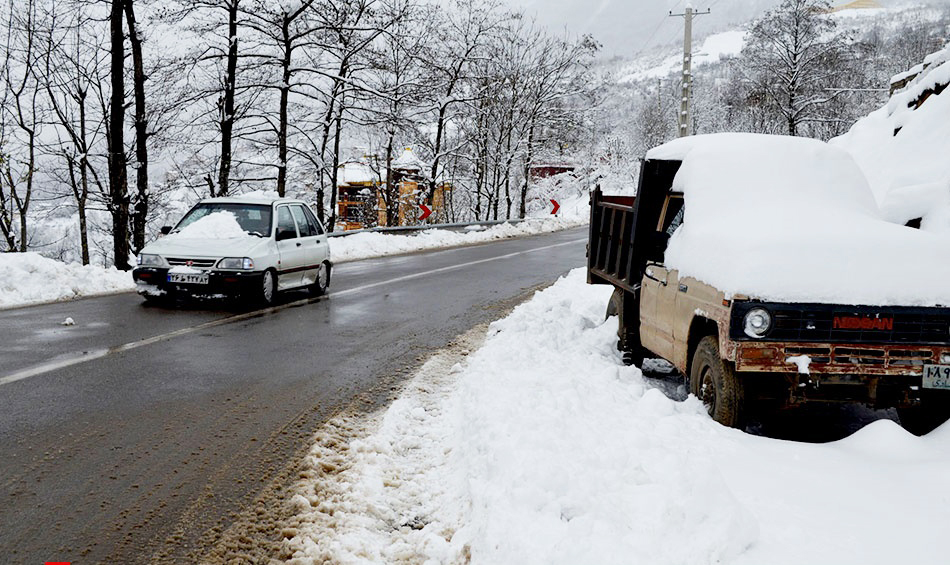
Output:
(588, 133), (950, 434)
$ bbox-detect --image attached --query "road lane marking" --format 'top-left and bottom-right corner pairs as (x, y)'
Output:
(0, 237), (586, 387)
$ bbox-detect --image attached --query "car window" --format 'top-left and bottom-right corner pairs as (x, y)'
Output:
(301, 205), (324, 235)
(290, 205), (314, 237)
(661, 196), (685, 236)
(175, 203), (273, 236)
(276, 206), (298, 239)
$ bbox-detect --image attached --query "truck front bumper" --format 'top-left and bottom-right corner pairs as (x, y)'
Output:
(733, 342), (950, 407)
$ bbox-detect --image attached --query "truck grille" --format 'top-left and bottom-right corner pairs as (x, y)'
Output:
(783, 346), (935, 368)
(731, 302), (950, 345)
(166, 257), (217, 268)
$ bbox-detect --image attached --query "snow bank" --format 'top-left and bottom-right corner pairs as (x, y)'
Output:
(285, 269), (950, 564)
(831, 43), (950, 233)
(647, 133), (950, 306)
(329, 214), (586, 263)
(0, 252), (134, 309)
(169, 211), (251, 239)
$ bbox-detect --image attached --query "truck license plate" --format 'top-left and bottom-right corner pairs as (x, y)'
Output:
(923, 364), (950, 389)
(168, 272), (209, 285)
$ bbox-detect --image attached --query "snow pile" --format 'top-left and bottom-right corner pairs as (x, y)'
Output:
(169, 211), (251, 239)
(0, 252), (134, 309)
(329, 214), (586, 263)
(647, 133), (950, 306)
(284, 269), (950, 564)
(832, 42), (950, 232)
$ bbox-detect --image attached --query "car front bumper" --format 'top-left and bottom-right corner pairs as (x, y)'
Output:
(132, 267), (265, 298)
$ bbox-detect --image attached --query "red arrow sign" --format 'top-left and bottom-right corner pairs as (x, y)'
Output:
(550, 199), (560, 215)
(419, 203), (432, 221)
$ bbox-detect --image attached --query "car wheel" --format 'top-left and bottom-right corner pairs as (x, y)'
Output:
(690, 335), (743, 428)
(258, 269), (277, 306)
(142, 292), (171, 307)
(309, 262), (330, 297)
(898, 391), (950, 436)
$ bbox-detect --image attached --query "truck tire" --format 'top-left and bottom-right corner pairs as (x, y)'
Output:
(690, 335), (743, 428)
(898, 392), (950, 436)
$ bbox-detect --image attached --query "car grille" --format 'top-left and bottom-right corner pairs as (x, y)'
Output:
(166, 257), (217, 268)
(731, 302), (950, 345)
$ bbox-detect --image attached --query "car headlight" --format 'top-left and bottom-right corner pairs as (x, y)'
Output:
(137, 253), (165, 267)
(743, 307), (772, 338)
(217, 257), (254, 270)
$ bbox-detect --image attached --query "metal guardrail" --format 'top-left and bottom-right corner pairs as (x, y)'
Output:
(326, 218), (527, 237)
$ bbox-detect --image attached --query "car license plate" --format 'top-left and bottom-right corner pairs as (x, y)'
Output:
(168, 272), (209, 285)
(923, 364), (950, 389)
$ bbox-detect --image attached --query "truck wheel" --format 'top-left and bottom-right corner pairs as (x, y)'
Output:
(690, 335), (743, 428)
(898, 392), (950, 436)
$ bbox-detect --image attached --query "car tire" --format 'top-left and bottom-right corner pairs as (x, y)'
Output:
(142, 292), (171, 307)
(898, 392), (950, 436)
(690, 335), (743, 428)
(309, 262), (330, 297)
(258, 269), (277, 306)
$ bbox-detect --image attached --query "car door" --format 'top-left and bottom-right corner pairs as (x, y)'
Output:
(639, 194), (684, 362)
(275, 204), (306, 290)
(300, 204), (329, 264)
(289, 204), (322, 286)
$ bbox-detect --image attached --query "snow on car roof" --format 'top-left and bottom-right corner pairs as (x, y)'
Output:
(648, 133), (950, 306)
(198, 191), (298, 205)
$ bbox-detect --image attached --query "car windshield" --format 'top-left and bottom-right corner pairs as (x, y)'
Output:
(175, 203), (272, 237)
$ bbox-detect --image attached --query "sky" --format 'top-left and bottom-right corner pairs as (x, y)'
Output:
(504, 0), (950, 57)
(505, 0), (783, 57)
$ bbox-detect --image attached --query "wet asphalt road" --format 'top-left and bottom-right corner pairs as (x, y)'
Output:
(0, 227), (587, 564)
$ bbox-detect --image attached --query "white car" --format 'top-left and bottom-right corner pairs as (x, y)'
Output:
(132, 196), (331, 305)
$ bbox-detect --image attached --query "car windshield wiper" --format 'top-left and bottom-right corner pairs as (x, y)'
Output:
(247, 231), (266, 237)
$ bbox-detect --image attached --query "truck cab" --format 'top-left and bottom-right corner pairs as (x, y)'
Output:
(589, 134), (950, 433)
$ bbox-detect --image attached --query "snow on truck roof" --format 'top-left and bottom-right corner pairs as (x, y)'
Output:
(646, 133), (950, 306)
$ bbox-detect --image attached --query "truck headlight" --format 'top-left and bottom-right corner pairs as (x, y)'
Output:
(743, 307), (772, 338)
(137, 253), (164, 267)
(217, 257), (254, 270)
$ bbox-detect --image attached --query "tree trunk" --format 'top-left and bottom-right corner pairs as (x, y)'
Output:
(125, 0), (148, 254)
(327, 100), (344, 231)
(217, 0), (238, 196)
(519, 124), (534, 219)
(276, 13), (291, 197)
(109, 0), (130, 270)
(384, 134), (395, 227)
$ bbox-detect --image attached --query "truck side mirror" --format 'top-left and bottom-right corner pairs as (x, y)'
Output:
(160, 225), (172, 235)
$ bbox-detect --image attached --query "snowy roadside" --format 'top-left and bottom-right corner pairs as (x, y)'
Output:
(0, 252), (136, 310)
(328, 214), (586, 263)
(281, 268), (950, 565)
(0, 214), (586, 310)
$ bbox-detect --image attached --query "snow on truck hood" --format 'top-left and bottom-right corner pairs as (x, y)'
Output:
(141, 211), (267, 258)
(646, 133), (950, 306)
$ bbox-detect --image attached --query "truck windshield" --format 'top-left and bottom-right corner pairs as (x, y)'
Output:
(175, 203), (273, 236)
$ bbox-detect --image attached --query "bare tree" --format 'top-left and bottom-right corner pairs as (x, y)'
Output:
(40, 2), (110, 264)
(742, 0), (853, 136)
(1, 0), (45, 252)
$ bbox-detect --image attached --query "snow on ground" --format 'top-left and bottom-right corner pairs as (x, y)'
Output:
(618, 30), (746, 83)
(0, 252), (135, 309)
(282, 269), (950, 565)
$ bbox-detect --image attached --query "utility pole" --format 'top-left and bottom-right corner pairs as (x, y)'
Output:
(669, 5), (709, 137)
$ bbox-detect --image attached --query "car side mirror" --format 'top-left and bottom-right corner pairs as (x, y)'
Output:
(160, 225), (172, 235)
(276, 228), (295, 241)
